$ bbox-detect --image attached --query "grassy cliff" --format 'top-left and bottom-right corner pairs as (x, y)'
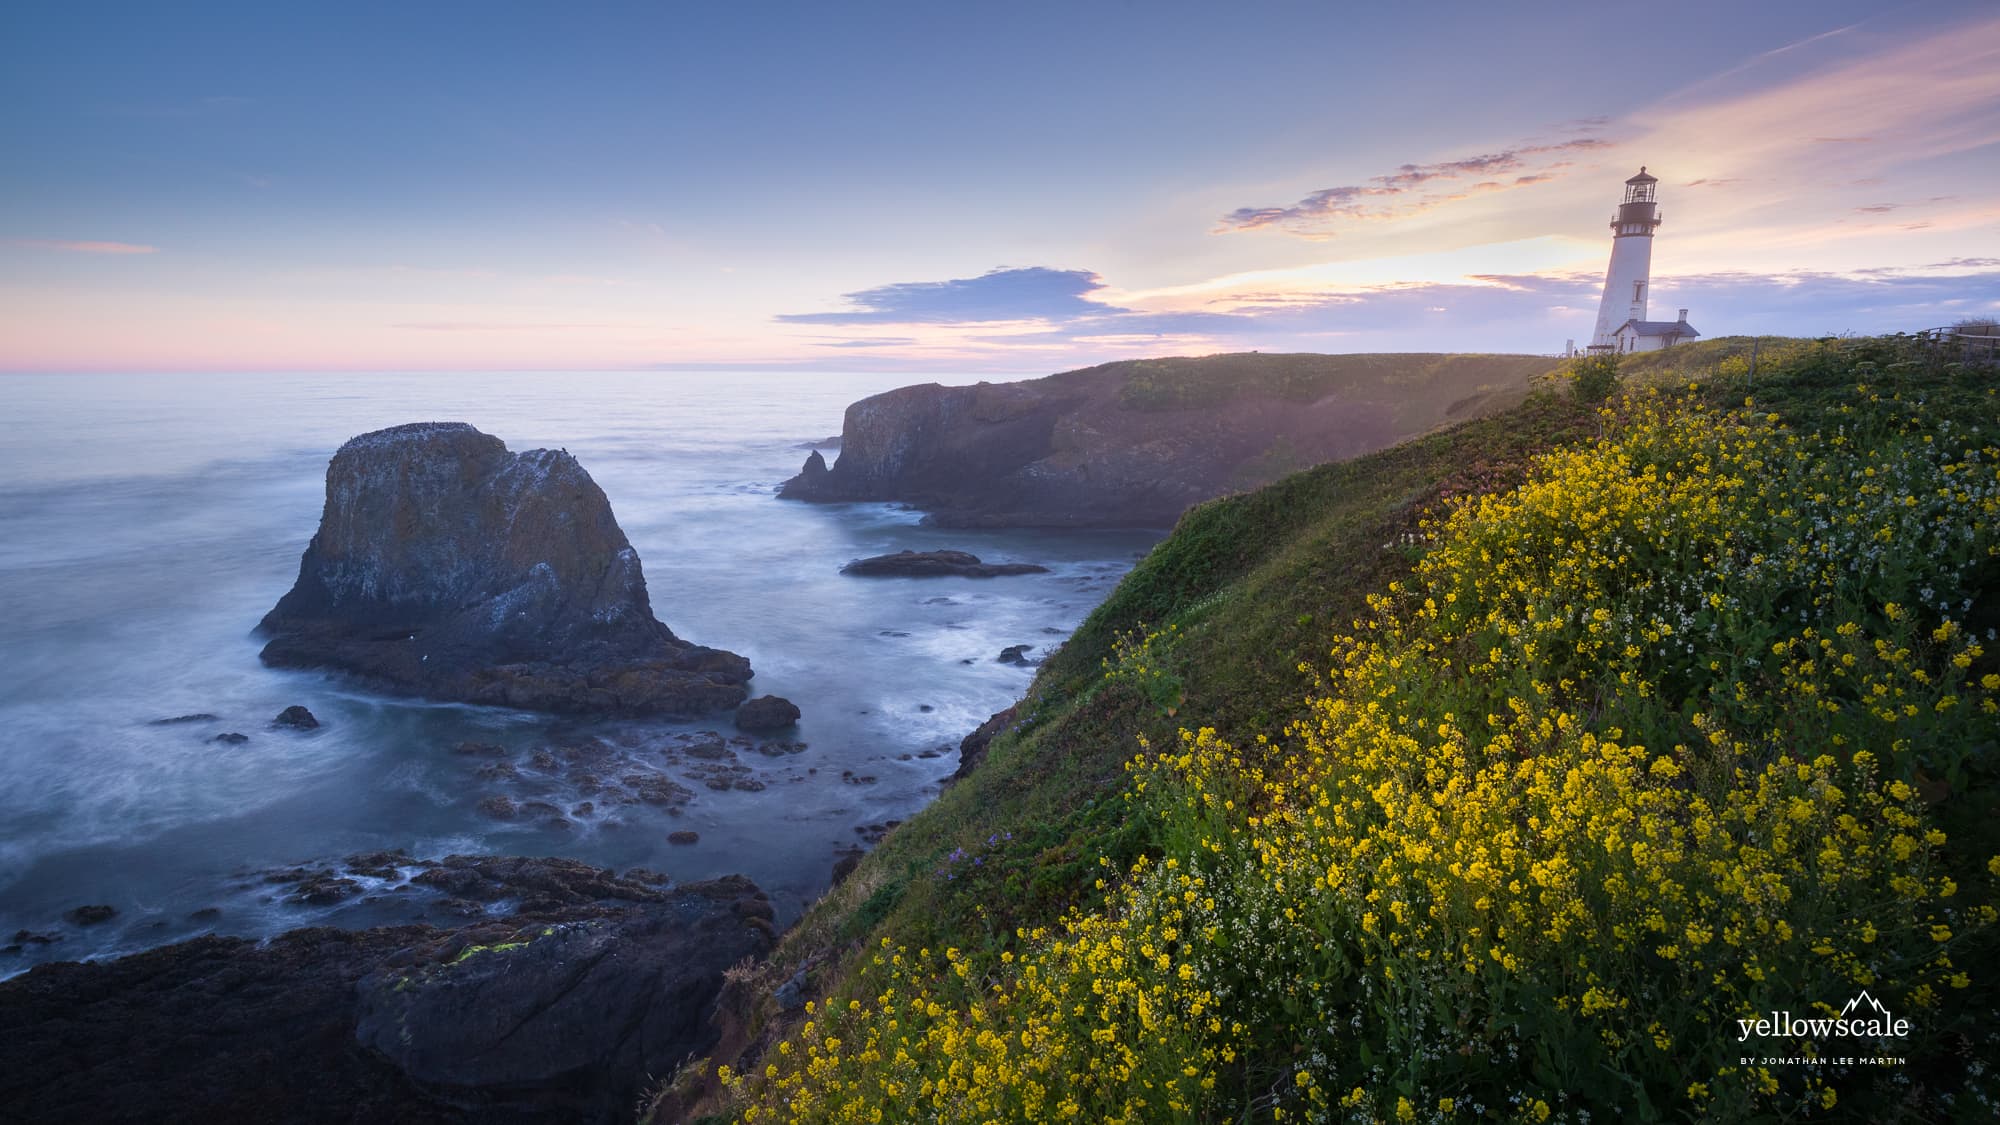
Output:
(780, 351), (1555, 527)
(660, 336), (2000, 1123)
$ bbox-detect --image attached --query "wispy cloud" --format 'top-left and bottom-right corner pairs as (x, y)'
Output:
(810, 336), (921, 348)
(777, 267), (1126, 325)
(14, 239), (159, 255)
(1638, 16), (2000, 187)
(1216, 138), (1612, 237)
(393, 321), (609, 332)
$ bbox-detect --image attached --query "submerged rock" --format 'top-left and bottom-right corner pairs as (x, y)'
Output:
(475, 795), (518, 821)
(257, 422), (752, 716)
(208, 732), (249, 745)
(64, 905), (117, 927)
(734, 695), (801, 732)
(839, 549), (1048, 578)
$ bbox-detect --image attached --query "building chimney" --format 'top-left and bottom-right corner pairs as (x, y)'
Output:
(1677, 308), (1688, 322)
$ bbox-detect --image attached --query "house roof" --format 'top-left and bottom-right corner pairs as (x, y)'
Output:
(1617, 319), (1700, 338)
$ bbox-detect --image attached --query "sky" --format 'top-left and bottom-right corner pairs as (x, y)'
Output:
(1, 0), (1997, 373)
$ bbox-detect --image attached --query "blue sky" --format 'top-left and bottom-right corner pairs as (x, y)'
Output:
(2, 0), (1996, 371)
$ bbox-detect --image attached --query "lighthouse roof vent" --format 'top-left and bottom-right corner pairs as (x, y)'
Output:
(1625, 166), (1658, 184)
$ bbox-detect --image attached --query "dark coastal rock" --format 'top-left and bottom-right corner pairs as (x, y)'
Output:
(147, 713), (218, 725)
(273, 705), (319, 729)
(208, 732), (248, 745)
(257, 422), (753, 717)
(793, 448), (832, 484)
(953, 705), (1019, 783)
(997, 644), (1035, 665)
(402, 856), (671, 914)
(475, 795), (518, 820)
(0, 862), (774, 1125)
(0, 926), (457, 1125)
(830, 848), (863, 887)
(773, 967), (812, 1012)
(64, 905), (116, 927)
(734, 694), (801, 732)
(668, 830), (701, 846)
(685, 736), (733, 760)
(354, 876), (772, 1116)
(623, 772), (695, 808)
(840, 549), (1049, 578)
(779, 352), (1552, 527)
(345, 852), (412, 880)
(286, 873), (363, 907)
(853, 820), (901, 844)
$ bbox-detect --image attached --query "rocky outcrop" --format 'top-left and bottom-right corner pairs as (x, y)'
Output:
(354, 876), (772, 1117)
(953, 704), (1019, 782)
(734, 695), (801, 732)
(259, 423), (752, 716)
(0, 860), (774, 1125)
(779, 352), (1552, 527)
(840, 549), (1049, 578)
(273, 705), (319, 729)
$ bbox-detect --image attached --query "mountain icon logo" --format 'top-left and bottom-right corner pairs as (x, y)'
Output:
(1839, 991), (1891, 1020)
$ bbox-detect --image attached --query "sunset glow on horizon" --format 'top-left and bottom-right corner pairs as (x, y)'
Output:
(3, 0), (1996, 373)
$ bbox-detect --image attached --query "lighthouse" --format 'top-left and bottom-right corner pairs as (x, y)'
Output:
(1586, 167), (1696, 353)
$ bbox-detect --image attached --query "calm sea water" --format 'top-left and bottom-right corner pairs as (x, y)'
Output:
(0, 372), (1160, 975)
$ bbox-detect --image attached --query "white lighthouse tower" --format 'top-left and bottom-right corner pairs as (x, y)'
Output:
(1588, 167), (1663, 352)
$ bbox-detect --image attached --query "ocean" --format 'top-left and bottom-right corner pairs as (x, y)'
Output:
(0, 371), (1161, 976)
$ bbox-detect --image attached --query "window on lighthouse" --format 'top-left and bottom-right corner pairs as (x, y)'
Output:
(1633, 281), (1644, 303)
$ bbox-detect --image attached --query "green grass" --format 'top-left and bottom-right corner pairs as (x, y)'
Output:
(1103, 351), (1553, 414)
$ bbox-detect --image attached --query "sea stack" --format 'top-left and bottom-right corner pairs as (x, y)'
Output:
(258, 422), (753, 716)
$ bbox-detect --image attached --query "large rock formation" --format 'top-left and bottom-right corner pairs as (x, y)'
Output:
(779, 352), (1552, 527)
(0, 860), (774, 1125)
(259, 423), (752, 715)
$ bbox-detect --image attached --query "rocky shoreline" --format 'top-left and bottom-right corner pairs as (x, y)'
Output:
(0, 697), (1009, 1123)
(0, 856), (774, 1124)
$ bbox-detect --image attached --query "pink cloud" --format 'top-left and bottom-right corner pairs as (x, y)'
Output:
(1217, 136), (1609, 236)
(16, 239), (159, 255)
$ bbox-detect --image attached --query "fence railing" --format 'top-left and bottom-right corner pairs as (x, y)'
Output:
(1915, 325), (2000, 363)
